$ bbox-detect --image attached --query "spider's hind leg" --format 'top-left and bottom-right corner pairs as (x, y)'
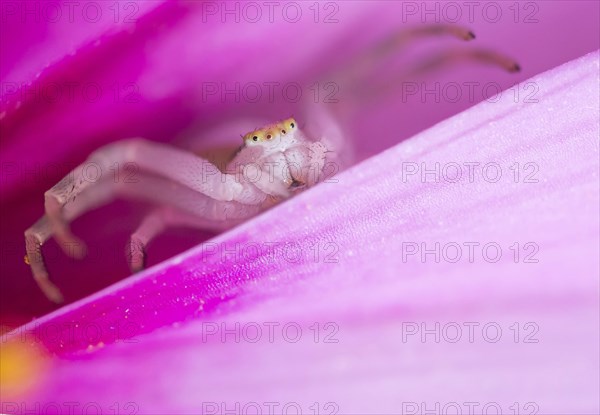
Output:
(328, 24), (477, 90)
(361, 47), (521, 101)
(327, 24), (520, 110)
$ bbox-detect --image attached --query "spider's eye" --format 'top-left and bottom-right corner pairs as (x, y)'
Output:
(290, 122), (295, 128)
(252, 136), (258, 141)
(266, 134), (272, 140)
(281, 129), (286, 135)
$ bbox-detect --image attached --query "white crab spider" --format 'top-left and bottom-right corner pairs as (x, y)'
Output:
(24, 24), (520, 303)
(24, 113), (344, 303)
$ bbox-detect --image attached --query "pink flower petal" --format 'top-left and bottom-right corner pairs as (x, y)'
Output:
(3, 51), (598, 414)
(2, 1), (599, 322)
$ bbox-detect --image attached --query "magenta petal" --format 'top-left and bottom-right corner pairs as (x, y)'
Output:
(3, 1), (600, 202)
(3, 51), (598, 413)
(3, 2), (600, 319)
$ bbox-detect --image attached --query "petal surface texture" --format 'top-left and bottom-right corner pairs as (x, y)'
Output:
(3, 51), (599, 414)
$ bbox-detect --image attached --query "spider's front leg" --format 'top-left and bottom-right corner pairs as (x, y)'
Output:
(25, 177), (117, 303)
(25, 138), (267, 302)
(288, 102), (351, 187)
(126, 201), (253, 273)
(41, 139), (262, 253)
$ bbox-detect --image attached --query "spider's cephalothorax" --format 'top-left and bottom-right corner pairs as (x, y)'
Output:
(230, 117), (330, 200)
(243, 117), (299, 150)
